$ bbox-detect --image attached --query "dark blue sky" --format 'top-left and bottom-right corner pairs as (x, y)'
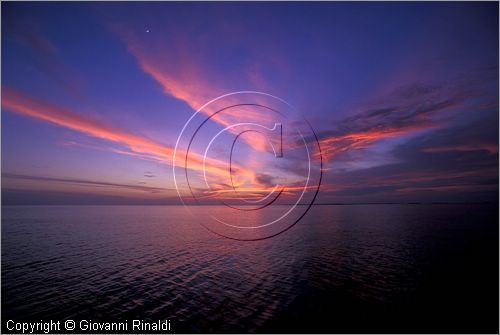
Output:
(2, 2), (498, 204)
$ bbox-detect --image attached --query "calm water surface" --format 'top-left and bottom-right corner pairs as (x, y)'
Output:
(2, 204), (498, 333)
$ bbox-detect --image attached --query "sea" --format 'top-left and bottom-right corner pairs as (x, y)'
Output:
(2, 204), (498, 333)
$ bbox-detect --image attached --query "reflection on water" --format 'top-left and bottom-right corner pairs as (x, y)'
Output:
(2, 204), (498, 333)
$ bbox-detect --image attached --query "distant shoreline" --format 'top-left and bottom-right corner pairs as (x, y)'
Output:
(1, 202), (496, 207)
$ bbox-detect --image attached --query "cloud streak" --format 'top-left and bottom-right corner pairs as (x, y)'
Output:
(2, 172), (170, 193)
(2, 86), (174, 160)
(112, 25), (282, 154)
(4, 17), (85, 98)
(1, 87), (258, 185)
(311, 68), (498, 163)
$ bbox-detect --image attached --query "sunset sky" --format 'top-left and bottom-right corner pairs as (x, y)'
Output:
(2, 2), (498, 205)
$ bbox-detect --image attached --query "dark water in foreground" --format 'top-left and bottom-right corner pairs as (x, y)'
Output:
(2, 204), (498, 333)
